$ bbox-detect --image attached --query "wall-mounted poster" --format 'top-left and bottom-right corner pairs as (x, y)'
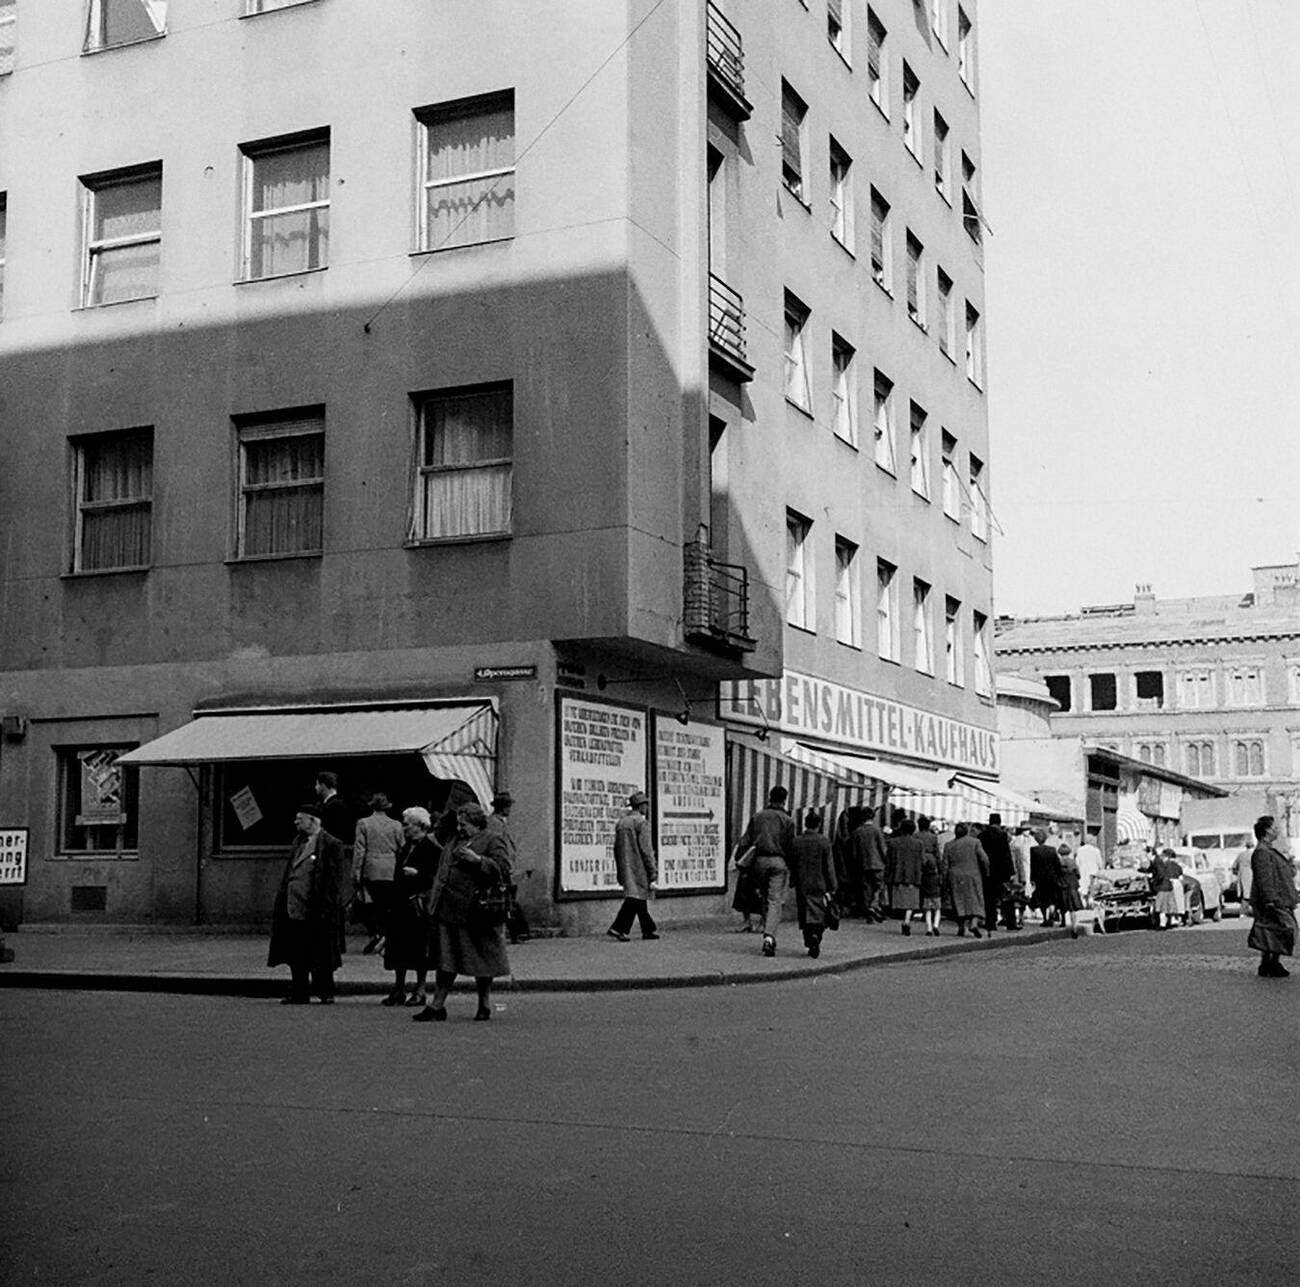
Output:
(653, 716), (726, 893)
(556, 694), (648, 897)
(0, 829), (28, 885)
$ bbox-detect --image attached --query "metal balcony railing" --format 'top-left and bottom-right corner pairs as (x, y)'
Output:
(708, 272), (749, 373)
(706, 3), (750, 116)
(684, 532), (755, 653)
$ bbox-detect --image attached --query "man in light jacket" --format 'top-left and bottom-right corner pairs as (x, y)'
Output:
(352, 792), (404, 954)
(736, 785), (796, 957)
(607, 791), (659, 942)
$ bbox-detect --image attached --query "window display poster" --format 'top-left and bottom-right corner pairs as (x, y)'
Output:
(76, 749), (124, 825)
(0, 829), (28, 885)
(557, 695), (647, 895)
(229, 786), (263, 831)
(653, 716), (726, 892)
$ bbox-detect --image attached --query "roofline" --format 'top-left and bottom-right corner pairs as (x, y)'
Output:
(996, 629), (1300, 655)
(1083, 744), (1229, 797)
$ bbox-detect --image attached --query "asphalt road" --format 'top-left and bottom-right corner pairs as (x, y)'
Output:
(2, 925), (1295, 1287)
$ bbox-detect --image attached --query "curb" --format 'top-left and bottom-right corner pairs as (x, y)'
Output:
(0, 927), (1075, 997)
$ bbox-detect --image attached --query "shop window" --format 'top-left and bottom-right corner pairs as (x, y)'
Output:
(1134, 670), (1164, 708)
(1089, 672), (1116, 711)
(57, 747), (139, 855)
(1045, 674), (1071, 712)
(85, 0), (167, 52)
(235, 408), (325, 557)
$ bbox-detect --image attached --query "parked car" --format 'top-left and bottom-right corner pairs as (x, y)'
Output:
(1168, 847), (1232, 921)
(1090, 867), (1156, 931)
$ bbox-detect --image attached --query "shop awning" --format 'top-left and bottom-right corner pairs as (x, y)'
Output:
(786, 742), (952, 794)
(1115, 808), (1152, 844)
(949, 776), (1081, 824)
(118, 703), (498, 805)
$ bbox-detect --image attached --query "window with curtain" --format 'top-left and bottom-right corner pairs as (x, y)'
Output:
(81, 165), (162, 306)
(936, 267), (953, 355)
(965, 301), (983, 384)
(57, 747), (139, 855)
(73, 428), (153, 572)
(783, 291), (811, 411)
(418, 91), (515, 252)
(973, 611), (991, 696)
(867, 9), (886, 112)
(933, 110), (949, 197)
(242, 131), (329, 279)
(413, 384), (513, 540)
(902, 63), (920, 157)
(829, 138), (853, 249)
(906, 231), (925, 326)
(827, 0), (848, 58)
(913, 579), (932, 673)
(0, 1), (15, 74)
(831, 333), (856, 446)
(941, 431), (958, 518)
(786, 510), (812, 630)
(969, 453), (988, 540)
(834, 537), (859, 646)
(945, 596), (963, 685)
(870, 187), (890, 287)
(236, 411), (325, 557)
(780, 81), (807, 200)
(909, 401), (930, 498)
(873, 369), (895, 473)
(876, 560), (898, 661)
(84, 0), (166, 52)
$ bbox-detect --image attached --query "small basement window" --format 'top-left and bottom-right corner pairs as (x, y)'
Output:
(1089, 673), (1117, 711)
(1044, 675), (1071, 712)
(1134, 670), (1164, 707)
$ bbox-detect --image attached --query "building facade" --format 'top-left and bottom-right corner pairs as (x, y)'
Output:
(995, 561), (1300, 844)
(0, 0), (995, 928)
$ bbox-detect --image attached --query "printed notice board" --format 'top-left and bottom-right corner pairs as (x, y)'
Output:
(0, 829), (29, 885)
(653, 716), (727, 893)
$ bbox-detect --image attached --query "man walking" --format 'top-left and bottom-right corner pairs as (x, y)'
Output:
(486, 790), (530, 944)
(980, 812), (1016, 932)
(607, 791), (659, 942)
(736, 785), (796, 957)
(851, 806), (888, 923)
(352, 791), (404, 954)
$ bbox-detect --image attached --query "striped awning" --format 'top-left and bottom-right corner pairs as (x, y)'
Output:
(785, 742), (952, 794)
(1115, 808), (1152, 844)
(118, 703), (498, 805)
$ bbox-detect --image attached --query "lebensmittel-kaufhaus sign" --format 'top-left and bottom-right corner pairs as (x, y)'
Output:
(0, 829), (29, 885)
(653, 716), (726, 892)
(718, 672), (999, 773)
(556, 694), (647, 896)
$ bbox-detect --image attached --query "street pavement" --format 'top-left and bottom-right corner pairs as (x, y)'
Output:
(1, 922), (1293, 1287)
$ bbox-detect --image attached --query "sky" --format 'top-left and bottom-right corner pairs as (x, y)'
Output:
(979, 0), (1300, 616)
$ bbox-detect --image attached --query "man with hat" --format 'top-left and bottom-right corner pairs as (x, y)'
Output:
(607, 791), (659, 942)
(266, 803), (345, 1004)
(486, 789), (530, 943)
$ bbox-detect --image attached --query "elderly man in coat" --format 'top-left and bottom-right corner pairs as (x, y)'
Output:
(1248, 815), (1298, 979)
(267, 803), (345, 1004)
(607, 791), (659, 942)
(942, 822), (990, 938)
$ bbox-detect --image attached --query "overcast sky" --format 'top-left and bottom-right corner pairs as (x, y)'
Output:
(979, 0), (1299, 616)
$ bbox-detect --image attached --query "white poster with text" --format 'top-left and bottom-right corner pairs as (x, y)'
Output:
(653, 717), (726, 892)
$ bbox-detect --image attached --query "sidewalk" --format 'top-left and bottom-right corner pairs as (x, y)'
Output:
(0, 918), (1076, 996)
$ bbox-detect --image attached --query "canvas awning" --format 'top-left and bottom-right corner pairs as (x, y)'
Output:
(786, 742), (952, 794)
(117, 703), (498, 805)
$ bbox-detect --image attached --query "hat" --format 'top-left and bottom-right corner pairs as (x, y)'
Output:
(492, 790), (514, 807)
(629, 791), (649, 808)
(296, 802), (323, 818)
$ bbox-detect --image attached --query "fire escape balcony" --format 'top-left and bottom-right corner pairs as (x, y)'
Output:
(706, 2), (752, 120)
(708, 272), (754, 383)
(684, 531), (756, 655)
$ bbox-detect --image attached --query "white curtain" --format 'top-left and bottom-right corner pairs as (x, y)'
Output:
(81, 432), (152, 569)
(421, 466), (511, 539)
(242, 431), (324, 556)
(249, 142), (329, 276)
(425, 104), (515, 248)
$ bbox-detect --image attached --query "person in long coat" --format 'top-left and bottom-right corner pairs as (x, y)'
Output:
(607, 791), (659, 941)
(1149, 849), (1185, 929)
(1029, 829), (1060, 925)
(412, 803), (513, 1021)
(885, 816), (924, 935)
(1247, 815), (1298, 979)
(850, 806), (888, 922)
(919, 831), (943, 936)
(788, 808), (837, 959)
(1054, 843), (1085, 938)
(980, 813), (1016, 932)
(352, 792), (405, 954)
(267, 803), (345, 1004)
(942, 822), (990, 938)
(381, 807), (441, 1007)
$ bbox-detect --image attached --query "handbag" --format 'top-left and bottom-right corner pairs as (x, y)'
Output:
(823, 893), (841, 932)
(471, 879), (512, 928)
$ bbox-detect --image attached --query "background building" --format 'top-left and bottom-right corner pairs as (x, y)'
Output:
(0, 0), (995, 928)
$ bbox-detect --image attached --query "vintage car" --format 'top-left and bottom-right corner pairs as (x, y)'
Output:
(1169, 847), (1233, 921)
(1089, 866), (1156, 930)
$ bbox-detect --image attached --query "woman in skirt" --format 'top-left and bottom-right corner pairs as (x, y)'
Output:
(885, 816), (924, 935)
(1054, 843), (1085, 938)
(919, 831), (943, 936)
(381, 807), (440, 1007)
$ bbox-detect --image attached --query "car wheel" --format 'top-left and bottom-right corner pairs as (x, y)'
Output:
(1211, 906), (1222, 922)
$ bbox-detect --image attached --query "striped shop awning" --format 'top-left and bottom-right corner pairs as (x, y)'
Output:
(1115, 808), (1153, 845)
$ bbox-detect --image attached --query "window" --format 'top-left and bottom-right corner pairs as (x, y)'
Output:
(902, 63), (920, 158)
(707, 145), (727, 276)
(1134, 670), (1165, 708)
(913, 578), (932, 673)
(412, 384), (513, 541)
(905, 231), (925, 327)
(1044, 674), (1071, 711)
(866, 9), (887, 112)
(0, 193), (6, 318)
(57, 748), (139, 855)
(1136, 742), (1166, 768)
(236, 409), (325, 558)
(973, 610), (991, 696)
(84, 0), (167, 52)
(1178, 670), (1215, 709)
(940, 431), (958, 519)
(786, 510), (813, 630)
(1288, 662), (1300, 705)
(964, 301), (984, 385)
(876, 559), (899, 660)
(72, 429), (153, 572)
(962, 151), (982, 246)
(933, 110), (950, 198)
(1233, 739), (1265, 778)
(417, 91), (515, 252)
(780, 81), (808, 202)
(828, 0), (848, 59)
(909, 401), (930, 498)
(873, 370), (895, 473)
(829, 138), (854, 250)
(969, 453), (987, 540)
(783, 291), (811, 411)
(0, 1), (14, 74)
(1185, 741), (1216, 777)
(1089, 673), (1117, 712)
(80, 165), (162, 306)
(945, 596), (963, 685)
(957, 6), (974, 88)
(834, 537), (860, 646)
(930, 0), (948, 46)
(831, 333), (857, 446)
(1226, 666), (1264, 707)
(869, 187), (891, 288)
(241, 130), (329, 280)
(245, 0), (318, 12)
(936, 268), (954, 356)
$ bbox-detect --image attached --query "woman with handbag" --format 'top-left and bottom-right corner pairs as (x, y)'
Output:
(412, 803), (512, 1022)
(380, 807), (440, 1007)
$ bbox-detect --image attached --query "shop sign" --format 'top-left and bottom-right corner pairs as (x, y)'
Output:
(556, 695), (648, 896)
(718, 672), (999, 773)
(474, 665), (538, 682)
(0, 829), (28, 885)
(653, 716), (726, 893)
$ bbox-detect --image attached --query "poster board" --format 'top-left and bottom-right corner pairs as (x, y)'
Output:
(0, 829), (29, 885)
(652, 715), (727, 894)
(555, 694), (648, 898)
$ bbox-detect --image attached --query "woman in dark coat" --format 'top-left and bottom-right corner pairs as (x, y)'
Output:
(381, 807), (441, 1007)
(942, 822), (989, 938)
(1054, 843), (1084, 938)
(919, 824), (943, 936)
(787, 808), (838, 959)
(885, 817), (924, 934)
(1247, 815), (1298, 979)
(412, 803), (512, 1022)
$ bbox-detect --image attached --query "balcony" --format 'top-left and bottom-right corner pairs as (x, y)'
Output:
(706, 2), (752, 120)
(708, 273), (754, 383)
(684, 531), (756, 655)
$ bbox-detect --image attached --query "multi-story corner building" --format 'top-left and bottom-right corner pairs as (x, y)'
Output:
(0, 0), (995, 929)
(995, 560), (1300, 843)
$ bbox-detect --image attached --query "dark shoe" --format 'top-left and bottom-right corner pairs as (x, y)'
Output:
(474, 1006), (492, 1021)
(956, 925), (966, 937)
(380, 991), (405, 1007)
(281, 996), (310, 1005)
(1275, 964), (1291, 978)
(642, 931), (660, 940)
(808, 944), (820, 959)
(412, 1006), (447, 1022)
(901, 922), (911, 936)
(1071, 927), (1080, 940)
(970, 926), (982, 939)
(606, 929), (630, 942)
(761, 935), (776, 958)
